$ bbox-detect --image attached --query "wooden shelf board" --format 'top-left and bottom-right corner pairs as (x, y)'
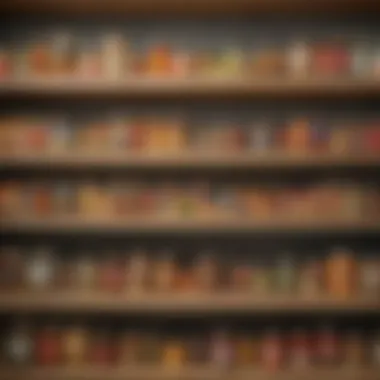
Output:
(0, 293), (378, 313)
(1, 78), (380, 99)
(1, 153), (380, 170)
(0, 367), (377, 380)
(1, 218), (379, 234)
(1, 0), (379, 16)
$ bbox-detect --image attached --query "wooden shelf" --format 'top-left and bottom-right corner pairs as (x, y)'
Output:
(1, 78), (380, 99)
(1, 153), (380, 171)
(0, 293), (378, 314)
(1, 217), (379, 235)
(0, 0), (379, 16)
(0, 367), (377, 380)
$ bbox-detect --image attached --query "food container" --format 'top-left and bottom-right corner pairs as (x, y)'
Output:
(153, 251), (176, 293)
(285, 119), (311, 154)
(0, 247), (24, 290)
(101, 34), (125, 79)
(89, 330), (113, 365)
(359, 257), (380, 298)
(162, 339), (186, 368)
(126, 250), (149, 293)
(261, 329), (283, 371)
(314, 325), (340, 367)
(286, 41), (310, 77)
(118, 331), (140, 365)
(72, 254), (97, 291)
(231, 262), (252, 293)
(49, 119), (71, 153)
(325, 247), (357, 299)
(50, 32), (75, 76)
(344, 331), (364, 368)
(98, 255), (125, 293)
(351, 40), (373, 77)
(274, 254), (297, 294)
(248, 122), (273, 153)
(29, 182), (53, 217)
(75, 44), (102, 79)
(0, 48), (11, 78)
(289, 329), (311, 370)
(193, 252), (218, 292)
(5, 322), (33, 365)
(298, 258), (322, 297)
(210, 328), (233, 369)
(62, 325), (88, 365)
(25, 247), (56, 291)
(146, 44), (172, 76)
(235, 335), (256, 368)
(28, 41), (52, 76)
(35, 325), (62, 366)
(251, 260), (271, 296)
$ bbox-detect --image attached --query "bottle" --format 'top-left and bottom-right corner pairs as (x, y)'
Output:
(359, 257), (380, 298)
(287, 41), (310, 77)
(153, 251), (176, 293)
(0, 247), (24, 290)
(298, 257), (322, 297)
(25, 247), (56, 291)
(193, 252), (218, 293)
(314, 325), (340, 367)
(344, 330), (364, 369)
(98, 255), (125, 293)
(274, 253), (297, 295)
(162, 338), (186, 369)
(73, 254), (97, 291)
(89, 330), (112, 365)
(101, 34), (125, 79)
(289, 329), (311, 370)
(210, 328), (233, 370)
(126, 250), (149, 294)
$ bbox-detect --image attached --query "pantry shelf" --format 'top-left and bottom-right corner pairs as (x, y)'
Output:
(1, 153), (380, 171)
(0, 367), (377, 380)
(1, 0), (379, 15)
(1, 78), (380, 99)
(0, 293), (378, 314)
(1, 218), (379, 235)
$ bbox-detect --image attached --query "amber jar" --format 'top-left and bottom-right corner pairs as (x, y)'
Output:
(0, 247), (24, 290)
(146, 44), (172, 76)
(235, 335), (256, 368)
(35, 325), (62, 366)
(162, 339), (186, 369)
(62, 325), (88, 366)
(261, 329), (283, 372)
(5, 322), (33, 365)
(285, 119), (311, 154)
(325, 247), (357, 299)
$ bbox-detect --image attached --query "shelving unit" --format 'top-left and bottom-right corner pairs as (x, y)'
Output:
(0, 0), (379, 379)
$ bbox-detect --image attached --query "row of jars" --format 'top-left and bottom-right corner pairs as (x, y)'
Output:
(1, 181), (379, 220)
(0, 246), (379, 298)
(0, 116), (379, 156)
(1, 35), (380, 79)
(3, 322), (380, 369)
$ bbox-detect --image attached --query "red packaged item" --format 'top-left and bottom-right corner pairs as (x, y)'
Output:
(314, 325), (340, 367)
(261, 329), (283, 371)
(35, 326), (62, 366)
(289, 329), (311, 370)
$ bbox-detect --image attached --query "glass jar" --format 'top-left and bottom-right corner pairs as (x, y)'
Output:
(314, 325), (340, 367)
(344, 331), (364, 368)
(325, 247), (357, 299)
(25, 247), (56, 291)
(73, 254), (97, 292)
(210, 328), (232, 369)
(118, 331), (140, 365)
(193, 252), (218, 293)
(359, 257), (380, 298)
(298, 258), (322, 297)
(231, 263), (252, 293)
(0, 247), (24, 290)
(235, 335), (255, 368)
(248, 122), (273, 154)
(125, 250), (149, 294)
(287, 41), (311, 77)
(62, 325), (88, 366)
(4, 322), (33, 365)
(162, 339), (186, 369)
(35, 325), (62, 366)
(274, 254), (297, 295)
(261, 329), (283, 372)
(289, 329), (311, 370)
(89, 330), (112, 365)
(101, 34), (125, 80)
(98, 255), (125, 293)
(251, 260), (271, 297)
(153, 251), (176, 293)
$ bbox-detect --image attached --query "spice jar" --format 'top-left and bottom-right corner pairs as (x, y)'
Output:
(153, 252), (176, 293)
(372, 331), (380, 367)
(35, 325), (62, 366)
(314, 325), (340, 367)
(146, 44), (172, 76)
(274, 254), (297, 295)
(73, 254), (97, 292)
(289, 329), (311, 370)
(344, 331), (364, 368)
(140, 332), (161, 364)
(235, 335), (255, 368)
(118, 331), (140, 365)
(5, 322), (33, 365)
(62, 325), (88, 366)
(186, 334), (207, 365)
(28, 40), (52, 76)
(53, 182), (75, 216)
(351, 39), (373, 78)
(125, 250), (149, 293)
(193, 252), (218, 293)
(261, 329), (283, 372)
(25, 247), (56, 291)
(325, 247), (357, 299)
(50, 32), (75, 76)
(231, 262), (252, 293)
(298, 258), (322, 297)
(359, 257), (380, 298)
(98, 255), (125, 293)
(251, 260), (271, 297)
(89, 330), (113, 365)
(287, 41), (310, 77)
(101, 34), (125, 79)
(285, 119), (311, 154)
(0, 247), (24, 290)
(30, 182), (53, 217)
(162, 338), (186, 369)
(49, 119), (71, 153)
(210, 328), (233, 369)
(75, 43), (102, 79)
(248, 122), (273, 154)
